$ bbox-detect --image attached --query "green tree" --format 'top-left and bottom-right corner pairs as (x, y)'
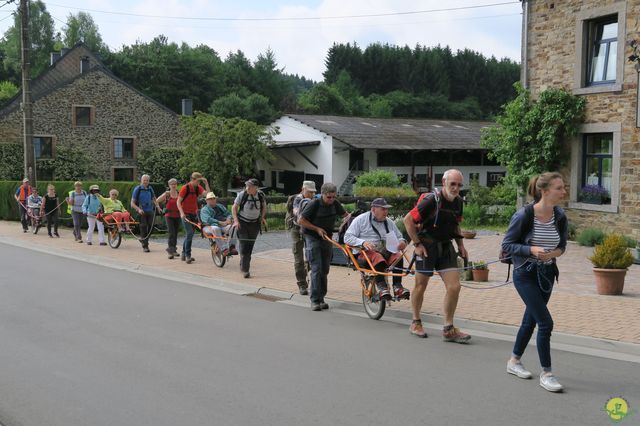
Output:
(0, 81), (19, 105)
(209, 92), (276, 125)
(137, 147), (184, 184)
(62, 12), (107, 54)
(298, 83), (348, 115)
(178, 113), (275, 195)
(251, 48), (291, 110)
(480, 83), (585, 190)
(0, 0), (57, 82)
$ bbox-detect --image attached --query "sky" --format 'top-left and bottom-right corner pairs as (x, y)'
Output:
(0, 0), (524, 81)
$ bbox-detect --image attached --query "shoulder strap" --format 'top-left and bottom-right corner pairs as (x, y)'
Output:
(239, 191), (249, 210)
(521, 203), (535, 237)
(368, 212), (389, 239)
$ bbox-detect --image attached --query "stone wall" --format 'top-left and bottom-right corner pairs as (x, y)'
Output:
(526, 0), (640, 238)
(0, 69), (184, 180)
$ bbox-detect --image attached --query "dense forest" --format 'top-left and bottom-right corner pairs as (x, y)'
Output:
(0, 1), (520, 124)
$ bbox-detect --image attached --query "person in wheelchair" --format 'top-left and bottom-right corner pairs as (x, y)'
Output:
(344, 198), (410, 301)
(96, 189), (133, 231)
(200, 192), (238, 257)
(26, 187), (43, 234)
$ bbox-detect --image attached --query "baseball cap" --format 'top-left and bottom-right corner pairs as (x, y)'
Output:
(22, 177), (29, 183)
(371, 198), (392, 208)
(245, 178), (259, 186)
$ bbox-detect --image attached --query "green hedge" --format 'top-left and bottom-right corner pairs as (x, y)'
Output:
(1, 180), (166, 221)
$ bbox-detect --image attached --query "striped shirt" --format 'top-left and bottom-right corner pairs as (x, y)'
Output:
(529, 213), (560, 264)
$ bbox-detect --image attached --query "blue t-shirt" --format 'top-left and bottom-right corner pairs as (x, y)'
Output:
(132, 185), (156, 213)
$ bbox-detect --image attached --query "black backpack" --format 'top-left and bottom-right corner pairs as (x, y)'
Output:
(239, 190), (266, 217)
(338, 200), (369, 244)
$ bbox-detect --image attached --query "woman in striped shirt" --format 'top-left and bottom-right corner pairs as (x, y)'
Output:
(501, 172), (569, 393)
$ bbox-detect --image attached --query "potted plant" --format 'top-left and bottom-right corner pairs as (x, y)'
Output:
(462, 202), (482, 239)
(590, 234), (634, 295)
(471, 260), (489, 282)
(579, 184), (609, 204)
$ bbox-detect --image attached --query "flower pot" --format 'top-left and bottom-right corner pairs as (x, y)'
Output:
(593, 268), (627, 295)
(472, 269), (489, 282)
(461, 230), (477, 239)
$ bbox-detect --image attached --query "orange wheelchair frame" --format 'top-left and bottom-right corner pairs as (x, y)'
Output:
(184, 217), (235, 268)
(97, 213), (139, 249)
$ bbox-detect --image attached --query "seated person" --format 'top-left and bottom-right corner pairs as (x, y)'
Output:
(96, 189), (133, 230)
(27, 188), (43, 232)
(200, 192), (238, 256)
(344, 198), (410, 301)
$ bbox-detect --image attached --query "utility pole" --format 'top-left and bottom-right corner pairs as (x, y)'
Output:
(20, 0), (35, 185)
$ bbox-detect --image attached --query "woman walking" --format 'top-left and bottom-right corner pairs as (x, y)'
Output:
(43, 184), (60, 237)
(501, 172), (568, 393)
(66, 181), (87, 243)
(156, 178), (181, 259)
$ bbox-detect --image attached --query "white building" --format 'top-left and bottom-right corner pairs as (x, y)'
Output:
(259, 115), (506, 195)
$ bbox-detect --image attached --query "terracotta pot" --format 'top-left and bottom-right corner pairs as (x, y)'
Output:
(472, 269), (489, 282)
(593, 268), (627, 295)
(462, 230), (477, 239)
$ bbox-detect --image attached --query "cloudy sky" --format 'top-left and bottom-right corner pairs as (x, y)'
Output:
(0, 0), (523, 81)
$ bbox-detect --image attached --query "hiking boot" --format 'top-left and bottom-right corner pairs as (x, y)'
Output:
(243, 271), (251, 279)
(99, 242), (107, 246)
(168, 253), (175, 259)
(298, 286), (309, 296)
(48, 233), (53, 238)
(54, 232), (60, 237)
(507, 361), (532, 379)
(143, 247), (150, 253)
(86, 242), (92, 246)
(321, 302), (329, 310)
(311, 303), (322, 311)
(378, 287), (391, 301)
(222, 248), (229, 257)
(540, 373), (563, 393)
(410, 320), (428, 338)
(229, 246), (239, 256)
(393, 285), (410, 300)
(443, 326), (471, 344)
(186, 256), (193, 264)
(181, 253), (186, 261)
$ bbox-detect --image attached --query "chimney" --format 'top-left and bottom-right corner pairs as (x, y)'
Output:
(80, 56), (90, 74)
(50, 52), (61, 66)
(181, 99), (193, 116)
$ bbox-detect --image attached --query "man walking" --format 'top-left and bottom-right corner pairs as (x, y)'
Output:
(298, 183), (348, 311)
(232, 178), (267, 278)
(403, 169), (470, 342)
(177, 172), (210, 264)
(131, 174), (158, 253)
(286, 180), (317, 295)
(14, 178), (32, 232)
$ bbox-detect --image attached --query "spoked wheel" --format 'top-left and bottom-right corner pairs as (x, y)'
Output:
(107, 227), (121, 249)
(362, 276), (385, 320)
(210, 240), (226, 267)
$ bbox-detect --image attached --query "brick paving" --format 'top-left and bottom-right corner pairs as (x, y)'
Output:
(2, 221), (639, 344)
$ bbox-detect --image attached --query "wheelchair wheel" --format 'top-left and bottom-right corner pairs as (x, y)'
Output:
(362, 276), (385, 320)
(107, 227), (121, 249)
(210, 240), (226, 268)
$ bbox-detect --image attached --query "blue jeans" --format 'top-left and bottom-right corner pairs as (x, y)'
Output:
(182, 216), (196, 257)
(512, 262), (555, 369)
(304, 235), (332, 304)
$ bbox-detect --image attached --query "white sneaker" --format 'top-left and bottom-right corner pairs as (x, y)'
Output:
(507, 361), (532, 379)
(540, 372), (564, 392)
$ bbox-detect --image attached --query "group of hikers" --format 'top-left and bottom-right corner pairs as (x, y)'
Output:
(14, 168), (569, 393)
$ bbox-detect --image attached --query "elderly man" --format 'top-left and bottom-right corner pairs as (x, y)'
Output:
(14, 178), (32, 232)
(286, 180), (317, 295)
(298, 182), (348, 311)
(403, 169), (470, 343)
(201, 192), (238, 257)
(131, 174), (159, 253)
(232, 178), (267, 278)
(344, 198), (410, 301)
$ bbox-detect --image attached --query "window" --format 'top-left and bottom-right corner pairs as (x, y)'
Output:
(469, 173), (480, 182)
(33, 136), (53, 159)
(487, 172), (506, 188)
(113, 138), (134, 159)
(587, 17), (617, 85)
(581, 133), (612, 204)
(113, 167), (134, 181)
(73, 106), (93, 126)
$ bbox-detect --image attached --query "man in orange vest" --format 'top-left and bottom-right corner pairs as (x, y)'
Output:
(14, 178), (33, 233)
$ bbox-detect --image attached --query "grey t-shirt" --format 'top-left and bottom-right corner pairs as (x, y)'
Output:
(234, 190), (263, 222)
(71, 190), (87, 213)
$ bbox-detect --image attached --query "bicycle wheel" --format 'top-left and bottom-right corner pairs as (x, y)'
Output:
(210, 240), (226, 267)
(107, 227), (121, 249)
(362, 276), (385, 320)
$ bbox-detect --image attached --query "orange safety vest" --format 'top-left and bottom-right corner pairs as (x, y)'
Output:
(16, 185), (32, 202)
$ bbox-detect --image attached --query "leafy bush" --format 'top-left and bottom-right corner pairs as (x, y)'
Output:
(623, 236), (637, 248)
(355, 170), (401, 188)
(567, 223), (577, 241)
(0, 144), (23, 180)
(496, 205), (517, 225)
(463, 202), (483, 229)
(353, 185), (415, 197)
(576, 228), (607, 247)
(590, 234), (634, 269)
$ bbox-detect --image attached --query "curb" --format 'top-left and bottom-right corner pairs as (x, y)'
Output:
(2, 235), (639, 364)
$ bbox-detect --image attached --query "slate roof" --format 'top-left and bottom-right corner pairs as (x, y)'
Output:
(284, 114), (495, 150)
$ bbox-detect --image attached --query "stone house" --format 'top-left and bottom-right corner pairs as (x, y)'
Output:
(0, 43), (183, 181)
(522, 0), (640, 237)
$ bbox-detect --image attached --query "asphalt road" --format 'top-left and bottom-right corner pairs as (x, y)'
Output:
(0, 243), (637, 426)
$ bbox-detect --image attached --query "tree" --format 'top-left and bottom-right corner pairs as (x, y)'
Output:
(0, 0), (57, 82)
(178, 113), (275, 195)
(480, 83), (586, 190)
(137, 147), (184, 185)
(0, 81), (19, 105)
(298, 83), (348, 115)
(251, 48), (291, 110)
(62, 12), (107, 54)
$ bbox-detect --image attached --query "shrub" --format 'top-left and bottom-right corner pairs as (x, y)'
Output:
(576, 228), (607, 247)
(355, 170), (401, 188)
(567, 223), (577, 241)
(465, 180), (492, 206)
(623, 236), (637, 248)
(589, 234), (634, 269)
(496, 205), (517, 225)
(463, 203), (483, 229)
(353, 185), (415, 198)
(471, 260), (488, 270)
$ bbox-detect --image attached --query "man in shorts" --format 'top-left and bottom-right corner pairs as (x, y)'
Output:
(403, 169), (470, 343)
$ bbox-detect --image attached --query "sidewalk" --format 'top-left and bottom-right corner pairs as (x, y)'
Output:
(1, 220), (639, 345)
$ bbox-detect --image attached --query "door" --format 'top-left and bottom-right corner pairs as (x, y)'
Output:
(349, 150), (364, 171)
(283, 170), (305, 195)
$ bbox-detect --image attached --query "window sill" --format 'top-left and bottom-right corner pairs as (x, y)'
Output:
(568, 202), (618, 213)
(572, 83), (622, 95)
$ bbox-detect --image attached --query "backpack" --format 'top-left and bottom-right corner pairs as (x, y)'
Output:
(499, 203), (535, 282)
(415, 188), (443, 229)
(132, 185), (155, 209)
(239, 190), (266, 217)
(285, 194), (297, 230)
(338, 200), (369, 244)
